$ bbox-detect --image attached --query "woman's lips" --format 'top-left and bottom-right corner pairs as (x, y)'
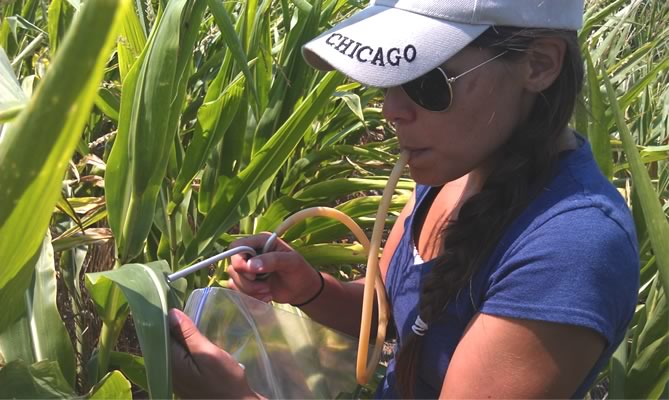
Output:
(405, 148), (430, 165)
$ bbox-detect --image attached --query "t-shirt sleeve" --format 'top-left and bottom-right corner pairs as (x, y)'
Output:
(480, 207), (639, 345)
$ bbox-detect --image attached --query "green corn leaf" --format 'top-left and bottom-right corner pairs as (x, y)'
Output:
(603, 66), (669, 300)
(184, 72), (344, 262)
(207, 0), (260, 117)
(168, 75), (245, 213)
(334, 92), (365, 123)
(85, 274), (128, 326)
(280, 145), (396, 194)
(0, 0), (126, 333)
(289, 0), (313, 13)
(584, 48), (613, 179)
(606, 40), (654, 84)
(55, 194), (83, 228)
(86, 283), (129, 386)
(54, 207), (109, 245)
(0, 244), (38, 337)
(608, 334), (628, 399)
(0, 360), (75, 398)
(252, 1), (322, 156)
(579, 0), (628, 40)
(624, 276), (668, 399)
(198, 99), (250, 214)
(0, 4), (13, 52)
(117, 2), (147, 82)
(0, 233), (77, 385)
(46, 0), (76, 55)
(626, 329), (669, 399)
(94, 86), (120, 121)
(257, 177), (413, 232)
(87, 261), (173, 399)
(254, 13), (272, 112)
(218, 90), (251, 176)
(104, 49), (142, 254)
(88, 370), (132, 399)
(108, 351), (148, 393)
(285, 194), (409, 244)
(51, 228), (113, 253)
(24, 232), (76, 385)
(631, 277), (668, 359)
(0, 47), (26, 120)
(297, 242), (368, 266)
(619, 57), (669, 109)
(106, 0), (206, 262)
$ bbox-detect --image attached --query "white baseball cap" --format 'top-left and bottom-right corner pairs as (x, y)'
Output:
(302, 0), (585, 88)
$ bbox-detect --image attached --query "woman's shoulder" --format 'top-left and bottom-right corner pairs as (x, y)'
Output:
(480, 165), (640, 350)
(516, 135), (636, 249)
(481, 135), (640, 322)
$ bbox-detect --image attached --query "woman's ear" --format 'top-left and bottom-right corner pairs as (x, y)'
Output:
(523, 37), (566, 93)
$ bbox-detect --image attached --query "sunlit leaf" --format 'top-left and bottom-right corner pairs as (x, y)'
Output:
(297, 242), (368, 266)
(0, 47), (26, 122)
(603, 65), (669, 298)
(169, 75), (245, 212)
(47, 0), (75, 55)
(0, 232), (76, 388)
(584, 48), (613, 179)
(108, 351), (148, 393)
(117, 2), (147, 82)
(184, 72), (344, 262)
(87, 261), (173, 399)
(106, 0), (207, 262)
(88, 370), (132, 399)
(0, 0), (127, 332)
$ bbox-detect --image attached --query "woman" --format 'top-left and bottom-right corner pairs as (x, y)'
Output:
(169, 1), (640, 398)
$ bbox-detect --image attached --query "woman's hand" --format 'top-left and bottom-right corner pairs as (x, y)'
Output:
(169, 309), (262, 399)
(228, 233), (322, 305)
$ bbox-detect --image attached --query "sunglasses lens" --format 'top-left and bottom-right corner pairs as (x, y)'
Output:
(402, 69), (452, 112)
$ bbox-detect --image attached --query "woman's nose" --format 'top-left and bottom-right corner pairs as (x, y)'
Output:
(382, 86), (416, 125)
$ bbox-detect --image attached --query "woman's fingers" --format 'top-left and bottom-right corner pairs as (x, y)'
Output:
(169, 309), (259, 399)
(227, 257), (272, 300)
(169, 309), (207, 350)
(230, 232), (274, 255)
(231, 251), (303, 276)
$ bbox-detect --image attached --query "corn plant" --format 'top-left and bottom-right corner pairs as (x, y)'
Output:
(577, 0), (669, 398)
(0, 0), (667, 398)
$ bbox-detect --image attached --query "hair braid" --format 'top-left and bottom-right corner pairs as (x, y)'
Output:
(395, 27), (584, 398)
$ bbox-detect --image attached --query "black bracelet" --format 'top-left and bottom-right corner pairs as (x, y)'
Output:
(291, 270), (325, 307)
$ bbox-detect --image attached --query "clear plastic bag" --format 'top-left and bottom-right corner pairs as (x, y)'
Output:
(184, 287), (360, 399)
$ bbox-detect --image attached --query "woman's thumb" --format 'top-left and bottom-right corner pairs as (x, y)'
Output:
(169, 308), (207, 350)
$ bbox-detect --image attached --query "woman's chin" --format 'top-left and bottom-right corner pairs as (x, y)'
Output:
(409, 166), (466, 187)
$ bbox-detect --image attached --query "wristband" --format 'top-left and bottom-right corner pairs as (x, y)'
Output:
(291, 270), (325, 307)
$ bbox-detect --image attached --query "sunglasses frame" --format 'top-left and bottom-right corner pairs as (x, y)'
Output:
(400, 50), (509, 112)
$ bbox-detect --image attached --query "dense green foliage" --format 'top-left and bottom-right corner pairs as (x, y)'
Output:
(0, 0), (667, 398)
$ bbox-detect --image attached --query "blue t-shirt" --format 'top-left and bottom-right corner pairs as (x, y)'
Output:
(377, 137), (639, 399)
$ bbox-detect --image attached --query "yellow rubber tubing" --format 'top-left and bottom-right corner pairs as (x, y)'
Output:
(356, 151), (409, 384)
(273, 152), (409, 385)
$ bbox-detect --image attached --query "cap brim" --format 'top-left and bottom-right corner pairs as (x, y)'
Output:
(302, 5), (488, 88)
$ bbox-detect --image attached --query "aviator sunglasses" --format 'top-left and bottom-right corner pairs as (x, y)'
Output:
(400, 51), (509, 112)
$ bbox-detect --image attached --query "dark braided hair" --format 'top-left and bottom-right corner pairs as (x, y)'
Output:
(394, 27), (585, 398)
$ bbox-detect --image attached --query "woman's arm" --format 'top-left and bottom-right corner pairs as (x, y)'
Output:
(440, 313), (605, 398)
(297, 189), (417, 336)
(228, 190), (416, 338)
